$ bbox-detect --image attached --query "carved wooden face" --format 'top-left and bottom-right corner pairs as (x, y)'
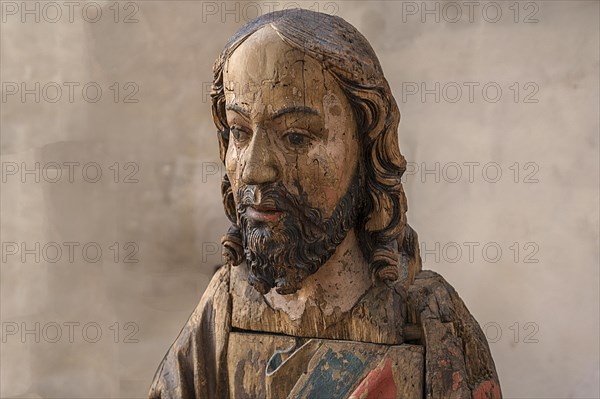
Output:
(223, 26), (359, 220)
(222, 26), (361, 294)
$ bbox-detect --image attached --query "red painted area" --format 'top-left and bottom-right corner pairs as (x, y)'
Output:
(472, 379), (501, 399)
(451, 371), (463, 391)
(351, 357), (397, 399)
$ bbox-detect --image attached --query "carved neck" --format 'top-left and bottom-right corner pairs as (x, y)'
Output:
(263, 229), (372, 321)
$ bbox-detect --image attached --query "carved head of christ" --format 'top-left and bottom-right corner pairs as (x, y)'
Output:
(211, 10), (414, 295)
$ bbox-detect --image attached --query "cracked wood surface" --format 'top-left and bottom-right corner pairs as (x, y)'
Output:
(149, 265), (501, 399)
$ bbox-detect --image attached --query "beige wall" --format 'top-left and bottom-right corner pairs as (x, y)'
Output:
(1, 1), (598, 397)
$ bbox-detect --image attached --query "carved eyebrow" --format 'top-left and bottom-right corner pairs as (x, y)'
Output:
(272, 106), (320, 119)
(225, 104), (250, 118)
(225, 104), (320, 120)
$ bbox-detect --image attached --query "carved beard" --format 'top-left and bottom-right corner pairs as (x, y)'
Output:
(237, 172), (361, 295)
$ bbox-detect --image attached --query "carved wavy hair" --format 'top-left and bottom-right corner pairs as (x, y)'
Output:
(210, 9), (421, 285)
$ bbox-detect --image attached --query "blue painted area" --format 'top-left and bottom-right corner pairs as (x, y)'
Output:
(295, 348), (371, 398)
(266, 351), (283, 374)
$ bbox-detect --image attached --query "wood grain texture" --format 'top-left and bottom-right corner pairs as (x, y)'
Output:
(149, 266), (502, 399)
(226, 331), (297, 398)
(230, 261), (407, 345)
(407, 270), (502, 399)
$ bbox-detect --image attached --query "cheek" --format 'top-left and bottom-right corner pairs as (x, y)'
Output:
(295, 93), (358, 214)
(298, 138), (358, 215)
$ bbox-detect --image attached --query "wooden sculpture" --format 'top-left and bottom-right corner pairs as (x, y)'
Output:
(149, 9), (501, 399)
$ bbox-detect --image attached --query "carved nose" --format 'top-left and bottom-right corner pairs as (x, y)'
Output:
(241, 130), (280, 185)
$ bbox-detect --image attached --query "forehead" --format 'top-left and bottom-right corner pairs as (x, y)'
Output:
(223, 26), (346, 116)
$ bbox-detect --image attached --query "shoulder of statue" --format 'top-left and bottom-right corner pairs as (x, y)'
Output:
(406, 269), (464, 321)
(190, 263), (231, 320)
(406, 270), (502, 398)
(148, 264), (232, 399)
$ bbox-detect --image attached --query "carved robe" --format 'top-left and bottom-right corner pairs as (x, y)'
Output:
(149, 265), (501, 398)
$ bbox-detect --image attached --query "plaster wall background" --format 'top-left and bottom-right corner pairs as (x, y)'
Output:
(1, 1), (598, 397)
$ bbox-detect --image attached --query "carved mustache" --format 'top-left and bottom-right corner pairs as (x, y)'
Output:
(236, 183), (325, 232)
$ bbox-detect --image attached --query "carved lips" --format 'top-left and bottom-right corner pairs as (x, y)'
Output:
(245, 205), (283, 223)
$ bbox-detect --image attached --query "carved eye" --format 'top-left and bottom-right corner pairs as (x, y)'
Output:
(284, 131), (311, 148)
(230, 126), (251, 144)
